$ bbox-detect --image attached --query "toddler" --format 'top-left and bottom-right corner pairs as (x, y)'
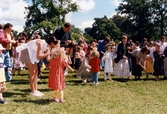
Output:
(48, 48), (74, 103)
(89, 51), (100, 85)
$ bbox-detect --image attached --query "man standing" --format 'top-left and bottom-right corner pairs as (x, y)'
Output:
(54, 22), (72, 47)
(0, 23), (16, 81)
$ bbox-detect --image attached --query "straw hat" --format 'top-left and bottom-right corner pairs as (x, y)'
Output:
(0, 44), (5, 50)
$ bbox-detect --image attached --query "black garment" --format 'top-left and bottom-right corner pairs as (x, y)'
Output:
(54, 27), (71, 47)
(37, 59), (43, 78)
(163, 46), (167, 57)
(115, 42), (130, 63)
(131, 55), (142, 76)
(153, 51), (164, 75)
(75, 58), (81, 70)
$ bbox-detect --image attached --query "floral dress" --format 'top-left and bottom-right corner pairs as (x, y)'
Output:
(48, 58), (68, 90)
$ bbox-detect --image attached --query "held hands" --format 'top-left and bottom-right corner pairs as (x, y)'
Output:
(122, 55), (127, 59)
(10, 40), (16, 44)
(65, 40), (71, 45)
(8, 68), (13, 72)
(45, 49), (50, 56)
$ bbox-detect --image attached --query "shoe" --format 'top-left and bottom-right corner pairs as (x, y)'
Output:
(82, 79), (87, 83)
(95, 83), (99, 86)
(91, 82), (95, 86)
(52, 99), (59, 102)
(37, 78), (40, 82)
(30, 92), (43, 97)
(59, 100), (65, 103)
(0, 99), (7, 104)
(35, 90), (44, 96)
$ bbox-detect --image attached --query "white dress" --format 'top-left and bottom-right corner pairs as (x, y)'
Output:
(113, 59), (130, 78)
(103, 51), (114, 73)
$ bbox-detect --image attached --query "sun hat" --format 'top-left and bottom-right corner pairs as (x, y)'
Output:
(0, 44), (5, 50)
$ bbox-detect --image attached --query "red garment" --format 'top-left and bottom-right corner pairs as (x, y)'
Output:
(0, 29), (10, 48)
(48, 58), (68, 90)
(89, 58), (100, 72)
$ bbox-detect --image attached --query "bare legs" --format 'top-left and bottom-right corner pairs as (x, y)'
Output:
(25, 63), (38, 93)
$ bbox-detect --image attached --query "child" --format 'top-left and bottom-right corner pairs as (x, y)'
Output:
(103, 44), (114, 81)
(0, 44), (12, 104)
(12, 46), (22, 75)
(145, 55), (154, 80)
(153, 43), (165, 81)
(74, 45), (85, 70)
(48, 48), (74, 103)
(89, 51), (100, 85)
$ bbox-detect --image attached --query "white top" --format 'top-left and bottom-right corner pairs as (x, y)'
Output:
(0, 57), (6, 82)
(16, 39), (48, 64)
(103, 51), (114, 73)
(159, 41), (167, 52)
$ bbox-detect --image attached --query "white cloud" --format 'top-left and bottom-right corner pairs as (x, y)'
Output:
(76, 0), (96, 13)
(109, 13), (117, 18)
(110, 0), (122, 6)
(65, 12), (73, 23)
(0, 0), (28, 32)
(76, 20), (95, 30)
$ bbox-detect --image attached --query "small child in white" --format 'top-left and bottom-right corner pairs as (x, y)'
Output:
(0, 44), (12, 104)
(103, 44), (114, 81)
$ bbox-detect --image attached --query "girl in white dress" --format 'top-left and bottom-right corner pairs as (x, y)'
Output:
(103, 44), (115, 81)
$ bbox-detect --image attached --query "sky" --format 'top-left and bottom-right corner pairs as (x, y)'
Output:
(0, 0), (123, 33)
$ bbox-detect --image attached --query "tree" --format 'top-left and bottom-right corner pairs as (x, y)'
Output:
(84, 16), (121, 41)
(116, 0), (167, 41)
(24, 0), (79, 36)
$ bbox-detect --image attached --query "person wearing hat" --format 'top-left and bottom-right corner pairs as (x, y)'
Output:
(0, 44), (12, 104)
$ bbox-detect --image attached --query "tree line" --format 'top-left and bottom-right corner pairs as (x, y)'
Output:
(13, 0), (167, 42)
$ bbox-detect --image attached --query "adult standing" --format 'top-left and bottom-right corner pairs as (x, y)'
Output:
(97, 37), (110, 69)
(54, 22), (72, 47)
(16, 38), (50, 96)
(114, 35), (131, 80)
(0, 23), (16, 81)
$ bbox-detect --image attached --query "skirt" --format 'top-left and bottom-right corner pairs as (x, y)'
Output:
(113, 59), (130, 78)
(20, 49), (31, 63)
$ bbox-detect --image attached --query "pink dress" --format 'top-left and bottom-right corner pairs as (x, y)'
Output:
(48, 58), (68, 90)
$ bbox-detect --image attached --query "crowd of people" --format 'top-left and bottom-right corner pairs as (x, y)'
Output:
(0, 22), (167, 104)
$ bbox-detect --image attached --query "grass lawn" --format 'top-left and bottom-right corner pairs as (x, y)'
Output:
(1, 69), (167, 114)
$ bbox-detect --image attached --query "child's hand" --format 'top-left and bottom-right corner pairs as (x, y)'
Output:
(8, 68), (12, 72)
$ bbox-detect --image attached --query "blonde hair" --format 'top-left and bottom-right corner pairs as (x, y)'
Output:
(91, 51), (99, 58)
(52, 47), (66, 60)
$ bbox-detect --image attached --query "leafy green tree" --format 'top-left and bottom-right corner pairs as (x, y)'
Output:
(116, 0), (167, 41)
(24, 0), (79, 36)
(84, 16), (121, 41)
(151, 0), (167, 37)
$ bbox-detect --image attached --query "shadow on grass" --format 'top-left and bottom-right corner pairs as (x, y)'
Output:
(13, 98), (51, 105)
(20, 88), (50, 93)
(66, 79), (83, 86)
(10, 80), (29, 85)
(4, 91), (27, 97)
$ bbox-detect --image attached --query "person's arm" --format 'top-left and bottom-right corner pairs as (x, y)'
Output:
(136, 56), (146, 71)
(36, 39), (50, 60)
(0, 31), (10, 44)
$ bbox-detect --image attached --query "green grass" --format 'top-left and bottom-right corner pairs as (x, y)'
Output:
(1, 70), (167, 114)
